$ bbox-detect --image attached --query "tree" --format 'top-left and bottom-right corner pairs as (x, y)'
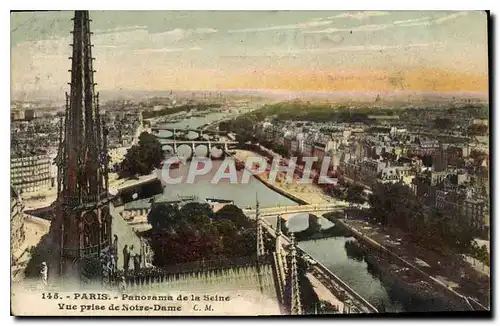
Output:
(179, 202), (213, 225)
(346, 184), (366, 204)
(215, 219), (238, 237)
(138, 132), (164, 167)
(467, 124), (488, 136)
(471, 244), (490, 266)
(368, 182), (391, 226)
(275, 144), (289, 157)
(231, 117), (256, 144)
(433, 117), (455, 130)
(214, 205), (252, 229)
(144, 202), (258, 266)
(469, 149), (488, 167)
(421, 155), (433, 167)
(330, 186), (346, 199)
(368, 181), (475, 254)
(147, 204), (180, 230)
(369, 182), (422, 229)
(218, 121), (231, 132)
(119, 132), (163, 178)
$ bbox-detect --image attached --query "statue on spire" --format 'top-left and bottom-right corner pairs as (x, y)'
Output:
(256, 193), (265, 257)
(288, 233), (302, 315)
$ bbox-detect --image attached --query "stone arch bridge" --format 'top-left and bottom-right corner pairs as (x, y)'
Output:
(159, 140), (239, 159)
(152, 127), (229, 141)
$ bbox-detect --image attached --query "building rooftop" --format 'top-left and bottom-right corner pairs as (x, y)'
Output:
(124, 198), (152, 211)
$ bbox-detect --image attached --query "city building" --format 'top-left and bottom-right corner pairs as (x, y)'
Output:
(418, 139), (440, 156)
(10, 186), (25, 255)
(206, 198), (235, 212)
(122, 198), (152, 220)
(390, 127), (407, 136)
(462, 198), (489, 233)
(24, 109), (38, 121)
(433, 145), (448, 172)
(341, 157), (415, 187)
(10, 154), (53, 193)
(446, 145), (465, 167)
(312, 142), (326, 164)
(412, 174), (437, 206)
(11, 110), (25, 121)
(472, 119), (488, 126)
(430, 171), (447, 186)
(283, 135), (293, 153)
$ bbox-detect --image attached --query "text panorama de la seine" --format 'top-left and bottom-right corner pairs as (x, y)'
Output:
(42, 292), (230, 313)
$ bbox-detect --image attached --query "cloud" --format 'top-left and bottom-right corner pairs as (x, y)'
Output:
(156, 28), (218, 36)
(134, 47), (202, 54)
(434, 12), (469, 24)
(323, 11), (390, 20)
(393, 17), (431, 25)
(194, 28), (218, 34)
(395, 12), (468, 27)
(147, 28), (218, 45)
(229, 43), (434, 57)
(305, 12), (469, 34)
(287, 43), (433, 54)
(303, 23), (392, 34)
(227, 20), (332, 33)
(13, 25), (216, 55)
(93, 25), (148, 34)
(396, 12), (469, 27)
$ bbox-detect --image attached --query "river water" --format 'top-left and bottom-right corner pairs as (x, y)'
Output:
(154, 111), (408, 313)
(301, 236), (405, 312)
(156, 160), (298, 208)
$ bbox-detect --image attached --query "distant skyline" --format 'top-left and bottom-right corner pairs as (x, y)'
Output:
(11, 11), (489, 101)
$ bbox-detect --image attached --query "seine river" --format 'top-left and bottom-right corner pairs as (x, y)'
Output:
(154, 111), (408, 313)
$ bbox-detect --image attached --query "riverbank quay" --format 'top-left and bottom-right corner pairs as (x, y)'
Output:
(230, 147), (489, 312)
(306, 273), (345, 313)
(330, 215), (490, 312)
(345, 238), (464, 312)
(231, 149), (342, 205)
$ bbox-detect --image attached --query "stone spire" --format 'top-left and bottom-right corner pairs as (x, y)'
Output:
(58, 10), (108, 204)
(50, 11), (112, 283)
(275, 214), (282, 250)
(275, 215), (285, 265)
(256, 193), (265, 256)
(277, 215), (288, 272)
(274, 214), (287, 302)
(289, 233), (302, 315)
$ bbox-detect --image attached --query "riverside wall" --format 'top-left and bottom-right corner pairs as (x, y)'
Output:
(333, 217), (488, 311)
(229, 149), (488, 312)
(228, 152), (308, 205)
(216, 148), (487, 312)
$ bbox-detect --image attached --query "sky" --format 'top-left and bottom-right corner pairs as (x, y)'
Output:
(11, 10), (489, 100)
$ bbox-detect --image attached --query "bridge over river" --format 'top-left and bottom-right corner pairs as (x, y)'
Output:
(243, 202), (349, 220)
(258, 211), (378, 314)
(245, 203), (378, 314)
